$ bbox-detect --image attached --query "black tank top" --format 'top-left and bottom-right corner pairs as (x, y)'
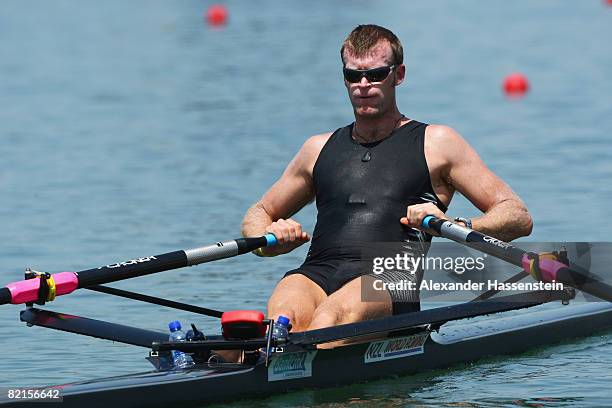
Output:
(307, 120), (447, 259)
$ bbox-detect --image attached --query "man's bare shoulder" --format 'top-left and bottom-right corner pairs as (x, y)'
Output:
(304, 132), (333, 151)
(299, 132), (333, 160)
(286, 132), (333, 177)
(425, 124), (476, 158)
(423, 124), (484, 176)
(425, 124), (465, 147)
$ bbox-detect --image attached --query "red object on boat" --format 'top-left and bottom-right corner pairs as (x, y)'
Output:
(206, 4), (228, 27)
(503, 73), (529, 96)
(221, 310), (266, 339)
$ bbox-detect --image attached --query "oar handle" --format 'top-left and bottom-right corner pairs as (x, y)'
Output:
(0, 233), (278, 306)
(265, 233), (277, 245)
(421, 215), (439, 230)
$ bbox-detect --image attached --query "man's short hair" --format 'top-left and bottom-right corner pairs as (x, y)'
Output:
(341, 24), (403, 66)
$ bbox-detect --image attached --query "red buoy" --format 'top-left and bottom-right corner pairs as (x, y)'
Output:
(605, 0), (612, 6)
(206, 4), (228, 27)
(503, 73), (529, 96)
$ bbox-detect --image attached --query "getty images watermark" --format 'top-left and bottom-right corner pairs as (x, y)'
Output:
(370, 251), (563, 293)
(357, 242), (595, 303)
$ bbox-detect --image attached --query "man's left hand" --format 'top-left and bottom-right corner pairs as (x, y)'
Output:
(400, 203), (448, 233)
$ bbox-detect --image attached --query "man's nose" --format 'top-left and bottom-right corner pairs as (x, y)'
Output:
(358, 75), (370, 87)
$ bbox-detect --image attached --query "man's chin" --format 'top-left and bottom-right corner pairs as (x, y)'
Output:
(354, 107), (382, 118)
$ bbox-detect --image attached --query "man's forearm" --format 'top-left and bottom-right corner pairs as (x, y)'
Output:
(470, 199), (533, 241)
(242, 202), (274, 238)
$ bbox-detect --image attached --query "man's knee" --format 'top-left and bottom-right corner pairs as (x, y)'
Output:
(268, 304), (313, 332)
(267, 274), (326, 331)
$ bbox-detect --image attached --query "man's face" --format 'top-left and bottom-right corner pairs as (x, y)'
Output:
(343, 41), (405, 118)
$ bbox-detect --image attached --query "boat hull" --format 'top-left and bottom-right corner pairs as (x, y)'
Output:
(2, 302), (611, 407)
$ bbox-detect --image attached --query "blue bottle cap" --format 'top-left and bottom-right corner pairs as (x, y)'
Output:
(168, 320), (182, 332)
(277, 315), (290, 326)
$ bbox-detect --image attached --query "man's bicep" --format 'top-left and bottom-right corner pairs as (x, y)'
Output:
(445, 132), (519, 212)
(258, 135), (326, 220)
(256, 133), (329, 220)
(260, 169), (314, 220)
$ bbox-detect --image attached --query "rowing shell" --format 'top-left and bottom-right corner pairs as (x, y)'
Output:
(2, 302), (610, 407)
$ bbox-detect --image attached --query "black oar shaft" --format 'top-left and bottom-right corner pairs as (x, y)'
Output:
(77, 251), (188, 287)
(0, 288), (10, 305)
(77, 236), (272, 288)
(1, 235), (276, 305)
(556, 268), (612, 302)
(424, 217), (526, 267)
(423, 216), (612, 302)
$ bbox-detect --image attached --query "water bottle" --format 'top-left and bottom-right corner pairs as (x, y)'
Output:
(270, 315), (290, 353)
(168, 320), (195, 368)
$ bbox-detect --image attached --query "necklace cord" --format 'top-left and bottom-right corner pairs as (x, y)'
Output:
(353, 114), (405, 143)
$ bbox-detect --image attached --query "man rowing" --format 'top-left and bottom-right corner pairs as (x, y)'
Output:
(242, 24), (533, 334)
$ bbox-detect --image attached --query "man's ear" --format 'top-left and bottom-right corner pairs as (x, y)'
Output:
(395, 64), (406, 86)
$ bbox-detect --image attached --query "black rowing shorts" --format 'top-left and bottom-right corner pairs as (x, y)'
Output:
(283, 246), (421, 315)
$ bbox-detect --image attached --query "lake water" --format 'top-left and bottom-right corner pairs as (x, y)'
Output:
(0, 1), (611, 406)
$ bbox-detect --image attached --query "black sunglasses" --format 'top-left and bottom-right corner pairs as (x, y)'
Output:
(343, 65), (396, 84)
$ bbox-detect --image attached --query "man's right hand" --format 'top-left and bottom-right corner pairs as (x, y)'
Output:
(259, 218), (310, 256)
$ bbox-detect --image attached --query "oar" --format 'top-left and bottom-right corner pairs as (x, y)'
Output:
(0, 234), (277, 306)
(421, 216), (612, 302)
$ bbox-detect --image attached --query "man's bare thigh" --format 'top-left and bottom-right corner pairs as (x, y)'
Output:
(267, 274), (326, 331)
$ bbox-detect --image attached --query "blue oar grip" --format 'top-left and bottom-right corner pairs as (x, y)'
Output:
(422, 215), (436, 228)
(264, 233), (277, 247)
